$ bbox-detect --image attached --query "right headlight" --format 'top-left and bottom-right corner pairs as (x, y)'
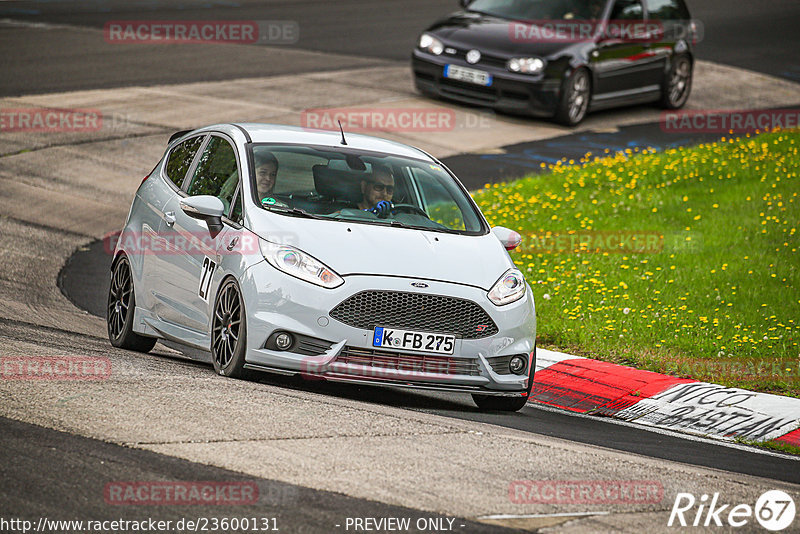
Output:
(488, 269), (527, 306)
(418, 33), (444, 55)
(507, 57), (545, 74)
(259, 239), (343, 289)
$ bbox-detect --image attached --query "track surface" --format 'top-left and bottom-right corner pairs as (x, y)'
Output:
(1, 0), (798, 97)
(1, 416), (512, 533)
(3, 2), (800, 531)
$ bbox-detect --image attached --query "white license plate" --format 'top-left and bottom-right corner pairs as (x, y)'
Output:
(372, 327), (455, 355)
(444, 64), (493, 86)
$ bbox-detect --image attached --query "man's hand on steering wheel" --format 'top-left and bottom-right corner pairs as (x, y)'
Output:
(365, 200), (393, 218)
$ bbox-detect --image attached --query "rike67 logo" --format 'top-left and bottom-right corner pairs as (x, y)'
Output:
(669, 490), (796, 531)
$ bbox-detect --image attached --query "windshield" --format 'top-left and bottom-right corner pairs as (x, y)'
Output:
(248, 144), (486, 235)
(466, 0), (607, 20)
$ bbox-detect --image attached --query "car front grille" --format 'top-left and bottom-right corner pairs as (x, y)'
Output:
(336, 346), (481, 376)
(329, 290), (499, 339)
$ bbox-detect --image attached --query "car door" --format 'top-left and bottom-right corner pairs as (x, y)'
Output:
(592, 0), (659, 96)
(155, 134), (243, 336)
(141, 134), (205, 314)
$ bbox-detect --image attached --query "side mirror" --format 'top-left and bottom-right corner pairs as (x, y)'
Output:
(460, 0), (472, 7)
(492, 226), (522, 251)
(180, 195), (225, 235)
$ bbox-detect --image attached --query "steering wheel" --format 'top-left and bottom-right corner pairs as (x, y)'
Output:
(391, 203), (429, 218)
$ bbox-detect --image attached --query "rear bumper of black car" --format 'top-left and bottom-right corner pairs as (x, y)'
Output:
(412, 50), (562, 118)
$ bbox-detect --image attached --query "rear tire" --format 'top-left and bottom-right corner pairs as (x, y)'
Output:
(107, 255), (157, 352)
(660, 55), (693, 109)
(554, 68), (591, 126)
(211, 278), (252, 379)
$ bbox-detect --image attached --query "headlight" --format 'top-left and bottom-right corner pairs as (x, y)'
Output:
(259, 239), (343, 289)
(419, 33), (444, 55)
(507, 57), (545, 74)
(488, 269), (526, 306)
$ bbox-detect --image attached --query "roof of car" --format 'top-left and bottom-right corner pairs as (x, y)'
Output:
(232, 123), (435, 161)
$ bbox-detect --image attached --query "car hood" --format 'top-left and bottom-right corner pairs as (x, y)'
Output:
(426, 12), (584, 57)
(248, 212), (515, 291)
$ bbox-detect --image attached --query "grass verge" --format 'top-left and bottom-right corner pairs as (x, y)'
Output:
(473, 130), (799, 396)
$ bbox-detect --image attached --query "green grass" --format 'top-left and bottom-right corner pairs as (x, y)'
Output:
(735, 437), (800, 456)
(473, 130), (800, 396)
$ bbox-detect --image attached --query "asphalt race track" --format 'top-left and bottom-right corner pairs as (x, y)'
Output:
(1, 0), (799, 95)
(2, 1), (800, 532)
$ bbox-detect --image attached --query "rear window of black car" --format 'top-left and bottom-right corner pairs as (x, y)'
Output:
(646, 0), (690, 19)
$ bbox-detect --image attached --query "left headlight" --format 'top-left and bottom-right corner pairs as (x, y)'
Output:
(418, 33), (444, 55)
(507, 57), (545, 74)
(259, 239), (344, 289)
(488, 269), (526, 306)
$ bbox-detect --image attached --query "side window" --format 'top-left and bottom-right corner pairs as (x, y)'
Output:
(412, 169), (466, 231)
(165, 136), (204, 188)
(610, 0), (644, 20)
(645, 0), (689, 19)
(186, 136), (240, 217)
(229, 190), (243, 223)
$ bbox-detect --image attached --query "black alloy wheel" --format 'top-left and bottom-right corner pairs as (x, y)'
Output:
(107, 255), (157, 352)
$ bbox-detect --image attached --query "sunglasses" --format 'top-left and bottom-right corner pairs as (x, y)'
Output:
(368, 181), (394, 194)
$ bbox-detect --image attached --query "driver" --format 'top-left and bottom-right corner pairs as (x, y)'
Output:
(358, 164), (395, 217)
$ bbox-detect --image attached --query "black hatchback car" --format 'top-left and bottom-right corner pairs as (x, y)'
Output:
(412, 0), (697, 125)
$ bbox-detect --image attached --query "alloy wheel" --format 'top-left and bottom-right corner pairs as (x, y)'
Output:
(108, 258), (132, 339)
(212, 282), (242, 370)
(669, 58), (691, 106)
(568, 71), (590, 123)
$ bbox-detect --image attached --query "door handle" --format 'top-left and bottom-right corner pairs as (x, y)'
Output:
(164, 211), (176, 227)
(226, 237), (239, 251)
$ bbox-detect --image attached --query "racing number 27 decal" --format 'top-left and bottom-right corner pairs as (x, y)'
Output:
(199, 257), (217, 302)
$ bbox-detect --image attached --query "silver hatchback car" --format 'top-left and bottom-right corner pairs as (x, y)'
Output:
(108, 123), (536, 411)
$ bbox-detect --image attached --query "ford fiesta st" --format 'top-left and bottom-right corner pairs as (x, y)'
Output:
(107, 123), (536, 411)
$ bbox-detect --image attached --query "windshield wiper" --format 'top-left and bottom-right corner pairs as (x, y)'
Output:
(372, 219), (462, 234)
(266, 206), (323, 219)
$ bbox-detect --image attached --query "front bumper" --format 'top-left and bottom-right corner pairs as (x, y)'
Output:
(238, 261), (537, 395)
(412, 49), (561, 117)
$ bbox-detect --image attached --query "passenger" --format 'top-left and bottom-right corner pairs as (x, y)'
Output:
(255, 152), (279, 200)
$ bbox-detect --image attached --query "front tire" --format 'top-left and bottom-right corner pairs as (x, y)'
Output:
(660, 55), (693, 109)
(472, 349), (536, 412)
(554, 68), (591, 126)
(211, 278), (251, 379)
(472, 394), (529, 412)
(107, 255), (157, 352)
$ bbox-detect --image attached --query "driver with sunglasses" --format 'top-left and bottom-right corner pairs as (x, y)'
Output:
(358, 164), (395, 217)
